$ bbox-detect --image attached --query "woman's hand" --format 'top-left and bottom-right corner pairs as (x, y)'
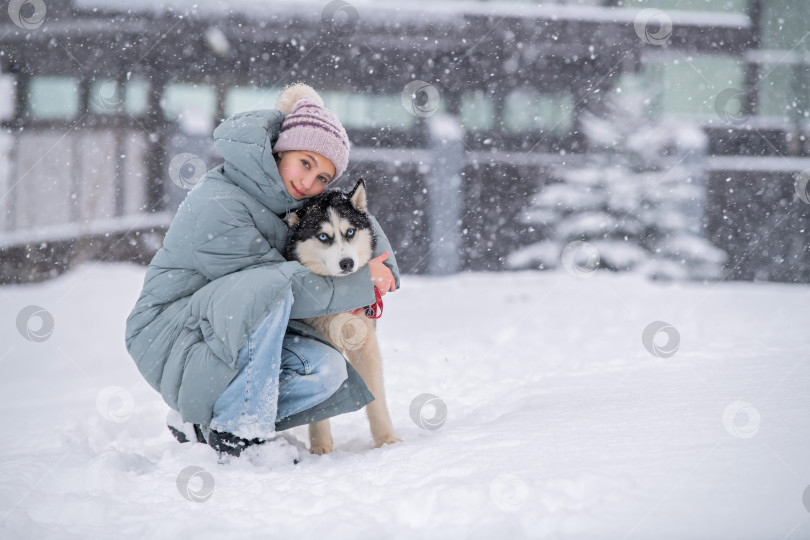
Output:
(348, 251), (395, 316)
(369, 251), (396, 296)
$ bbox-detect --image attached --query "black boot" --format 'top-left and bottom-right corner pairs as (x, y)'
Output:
(168, 423), (206, 444)
(167, 409), (206, 444)
(207, 429), (266, 457)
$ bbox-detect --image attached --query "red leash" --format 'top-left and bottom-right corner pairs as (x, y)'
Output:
(364, 288), (384, 319)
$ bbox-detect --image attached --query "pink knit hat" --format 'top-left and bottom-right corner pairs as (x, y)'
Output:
(272, 83), (351, 181)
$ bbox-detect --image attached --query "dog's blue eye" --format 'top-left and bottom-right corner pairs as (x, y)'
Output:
(318, 233), (329, 242)
(346, 229), (354, 238)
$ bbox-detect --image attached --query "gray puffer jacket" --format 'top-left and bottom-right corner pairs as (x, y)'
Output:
(124, 109), (400, 425)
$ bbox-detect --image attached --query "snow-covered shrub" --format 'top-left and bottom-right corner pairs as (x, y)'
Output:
(508, 84), (727, 281)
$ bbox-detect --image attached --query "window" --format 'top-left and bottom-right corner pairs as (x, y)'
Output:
(225, 86), (279, 117)
(89, 78), (125, 115)
(125, 78), (150, 117)
(161, 82), (216, 124)
(460, 90), (495, 131)
(503, 89), (574, 133)
(761, 0), (810, 50)
(755, 63), (794, 119)
(0, 73), (15, 121)
(324, 91), (417, 130)
(618, 0), (747, 14)
(83, 77), (148, 117)
(28, 76), (80, 120)
(642, 55), (745, 117)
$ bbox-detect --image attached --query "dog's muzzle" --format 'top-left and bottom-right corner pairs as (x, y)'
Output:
(339, 258), (354, 273)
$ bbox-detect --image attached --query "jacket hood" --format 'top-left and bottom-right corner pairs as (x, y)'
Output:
(212, 109), (305, 215)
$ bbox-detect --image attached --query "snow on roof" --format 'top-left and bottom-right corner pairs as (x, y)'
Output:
(0, 212), (175, 248)
(707, 155), (810, 173)
(73, 0), (751, 29)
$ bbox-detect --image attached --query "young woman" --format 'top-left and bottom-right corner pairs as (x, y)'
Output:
(125, 84), (399, 458)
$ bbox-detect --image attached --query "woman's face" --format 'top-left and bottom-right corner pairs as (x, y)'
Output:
(276, 150), (336, 200)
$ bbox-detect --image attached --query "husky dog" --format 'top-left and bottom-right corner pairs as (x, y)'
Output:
(284, 179), (401, 454)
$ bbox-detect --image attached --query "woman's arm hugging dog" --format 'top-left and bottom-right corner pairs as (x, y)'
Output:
(284, 179), (401, 454)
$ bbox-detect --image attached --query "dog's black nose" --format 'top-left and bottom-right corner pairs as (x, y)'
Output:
(339, 258), (354, 272)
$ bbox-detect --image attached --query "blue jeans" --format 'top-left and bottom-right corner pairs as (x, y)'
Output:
(208, 290), (349, 439)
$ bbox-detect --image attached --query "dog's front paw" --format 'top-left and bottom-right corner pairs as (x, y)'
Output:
(309, 442), (334, 455)
(373, 434), (402, 448)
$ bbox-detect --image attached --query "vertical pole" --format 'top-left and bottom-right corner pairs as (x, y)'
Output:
(7, 69), (30, 232)
(215, 80), (227, 126)
(73, 76), (91, 225)
(744, 0), (761, 119)
(114, 70), (126, 218)
(143, 73), (167, 213)
(427, 112), (465, 275)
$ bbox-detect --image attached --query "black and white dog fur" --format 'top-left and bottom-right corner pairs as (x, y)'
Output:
(284, 179), (401, 454)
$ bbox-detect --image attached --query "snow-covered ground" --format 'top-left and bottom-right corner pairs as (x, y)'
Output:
(1, 262), (809, 539)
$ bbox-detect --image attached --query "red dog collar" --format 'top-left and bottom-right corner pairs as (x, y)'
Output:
(364, 288), (383, 319)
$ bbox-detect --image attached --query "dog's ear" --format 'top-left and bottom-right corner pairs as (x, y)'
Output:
(348, 178), (367, 213)
(284, 210), (300, 228)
